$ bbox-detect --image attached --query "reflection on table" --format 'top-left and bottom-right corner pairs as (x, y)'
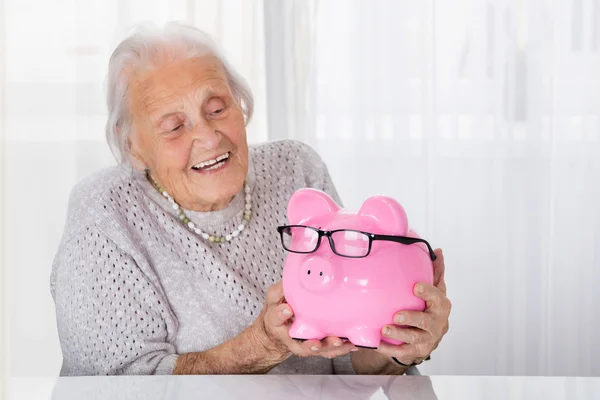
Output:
(7, 374), (598, 400)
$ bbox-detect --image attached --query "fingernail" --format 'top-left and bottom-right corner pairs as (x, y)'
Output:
(396, 314), (406, 324)
(311, 346), (319, 352)
(351, 348), (359, 352)
(333, 341), (341, 347)
(384, 327), (392, 336)
(416, 284), (424, 293)
(282, 308), (292, 316)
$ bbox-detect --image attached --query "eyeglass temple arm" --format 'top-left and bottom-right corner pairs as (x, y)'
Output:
(372, 234), (437, 261)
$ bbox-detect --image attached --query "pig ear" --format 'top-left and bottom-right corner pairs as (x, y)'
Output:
(287, 188), (340, 225)
(358, 196), (408, 235)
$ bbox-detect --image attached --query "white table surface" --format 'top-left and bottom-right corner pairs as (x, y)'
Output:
(7, 375), (600, 400)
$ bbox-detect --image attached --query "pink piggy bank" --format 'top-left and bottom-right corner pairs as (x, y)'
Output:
(279, 188), (436, 349)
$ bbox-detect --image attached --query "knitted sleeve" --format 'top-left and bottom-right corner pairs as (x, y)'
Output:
(51, 224), (179, 376)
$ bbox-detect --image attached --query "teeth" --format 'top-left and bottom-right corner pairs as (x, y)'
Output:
(204, 161), (225, 171)
(192, 152), (229, 170)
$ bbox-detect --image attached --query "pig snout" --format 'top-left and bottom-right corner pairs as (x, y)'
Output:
(299, 257), (337, 292)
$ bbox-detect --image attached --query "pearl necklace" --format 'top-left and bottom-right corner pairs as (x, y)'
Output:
(146, 170), (252, 243)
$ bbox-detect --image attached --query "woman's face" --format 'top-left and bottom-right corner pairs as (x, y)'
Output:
(128, 55), (249, 212)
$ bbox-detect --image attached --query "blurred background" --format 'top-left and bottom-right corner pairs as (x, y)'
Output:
(0, 0), (599, 384)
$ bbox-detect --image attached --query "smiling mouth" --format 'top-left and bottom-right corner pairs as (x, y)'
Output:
(191, 152), (231, 172)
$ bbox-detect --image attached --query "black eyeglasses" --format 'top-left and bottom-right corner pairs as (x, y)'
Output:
(277, 225), (437, 261)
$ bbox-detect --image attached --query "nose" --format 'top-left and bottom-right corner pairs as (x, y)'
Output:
(190, 121), (221, 151)
(299, 257), (337, 292)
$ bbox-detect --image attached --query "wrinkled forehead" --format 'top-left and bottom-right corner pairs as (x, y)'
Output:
(128, 55), (230, 115)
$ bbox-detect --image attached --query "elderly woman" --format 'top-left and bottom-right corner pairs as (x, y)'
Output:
(50, 22), (451, 376)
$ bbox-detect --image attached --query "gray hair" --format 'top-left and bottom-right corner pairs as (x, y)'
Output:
(105, 22), (254, 165)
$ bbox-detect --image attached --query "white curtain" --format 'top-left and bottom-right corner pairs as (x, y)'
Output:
(263, 0), (320, 146)
(1, 0), (599, 380)
(309, 0), (600, 377)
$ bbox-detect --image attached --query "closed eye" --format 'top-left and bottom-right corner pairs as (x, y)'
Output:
(210, 107), (225, 117)
(157, 113), (187, 133)
(205, 96), (228, 118)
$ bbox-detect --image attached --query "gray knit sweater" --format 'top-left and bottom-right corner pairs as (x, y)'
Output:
(50, 139), (360, 376)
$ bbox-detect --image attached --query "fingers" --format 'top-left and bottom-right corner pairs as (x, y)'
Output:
(322, 336), (344, 348)
(374, 255), (450, 369)
(391, 310), (437, 332)
(292, 336), (357, 358)
(312, 336), (357, 358)
(437, 278), (447, 297)
(413, 283), (450, 315)
(376, 341), (426, 364)
(432, 248), (445, 288)
(266, 281), (284, 305)
(264, 303), (294, 328)
(263, 282), (359, 360)
(321, 342), (357, 358)
(381, 325), (430, 345)
(294, 339), (325, 356)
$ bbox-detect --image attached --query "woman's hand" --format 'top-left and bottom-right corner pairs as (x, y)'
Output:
(251, 281), (357, 363)
(376, 248), (451, 366)
(174, 280), (357, 375)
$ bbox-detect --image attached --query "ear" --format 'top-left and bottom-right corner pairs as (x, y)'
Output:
(358, 196), (408, 235)
(127, 134), (147, 171)
(287, 188), (340, 225)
